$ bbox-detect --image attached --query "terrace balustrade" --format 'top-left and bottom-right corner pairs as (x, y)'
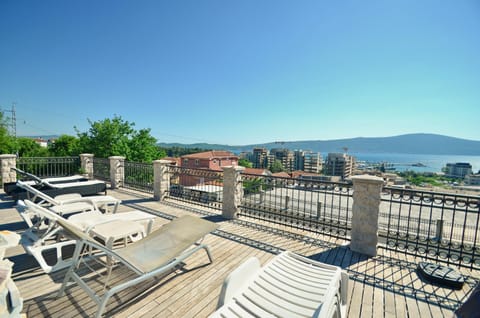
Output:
(1, 154), (479, 270)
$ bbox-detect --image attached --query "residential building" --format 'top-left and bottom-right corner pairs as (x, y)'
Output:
(270, 148), (294, 172)
(294, 150), (305, 171)
(324, 153), (356, 179)
(303, 151), (322, 173)
(465, 173), (480, 186)
(180, 151), (238, 186)
(445, 162), (473, 179)
(252, 148), (269, 169)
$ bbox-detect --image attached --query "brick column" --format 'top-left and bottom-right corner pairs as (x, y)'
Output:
(79, 154), (94, 179)
(222, 166), (245, 219)
(350, 175), (384, 256)
(0, 154), (16, 187)
(109, 156), (125, 189)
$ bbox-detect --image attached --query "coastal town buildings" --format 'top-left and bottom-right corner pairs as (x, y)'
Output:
(465, 173), (480, 186)
(323, 153), (356, 179)
(444, 162), (473, 179)
(251, 147), (323, 173)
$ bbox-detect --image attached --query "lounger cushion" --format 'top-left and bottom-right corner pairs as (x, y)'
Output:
(116, 215), (218, 273)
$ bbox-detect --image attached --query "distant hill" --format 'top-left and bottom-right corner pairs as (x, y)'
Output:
(157, 134), (480, 155)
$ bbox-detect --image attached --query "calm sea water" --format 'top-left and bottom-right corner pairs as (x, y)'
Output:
(348, 153), (480, 173)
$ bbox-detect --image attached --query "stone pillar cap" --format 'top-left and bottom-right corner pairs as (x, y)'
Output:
(351, 174), (384, 183)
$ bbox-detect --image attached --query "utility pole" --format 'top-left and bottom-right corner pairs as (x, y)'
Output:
(0, 102), (17, 137)
(1, 103), (18, 156)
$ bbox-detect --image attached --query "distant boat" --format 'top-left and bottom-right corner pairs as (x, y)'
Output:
(412, 163), (426, 167)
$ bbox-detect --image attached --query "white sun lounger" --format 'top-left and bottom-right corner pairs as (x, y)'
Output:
(210, 251), (349, 318)
(17, 200), (156, 273)
(4, 167), (89, 194)
(17, 180), (121, 214)
(23, 200), (219, 318)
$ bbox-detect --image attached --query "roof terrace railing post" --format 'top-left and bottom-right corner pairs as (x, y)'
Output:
(0, 154), (16, 187)
(153, 160), (171, 201)
(80, 154), (94, 179)
(350, 175), (384, 257)
(222, 166), (245, 219)
(109, 156), (125, 189)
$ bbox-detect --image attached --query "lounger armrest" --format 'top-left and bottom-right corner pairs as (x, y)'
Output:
(217, 257), (261, 308)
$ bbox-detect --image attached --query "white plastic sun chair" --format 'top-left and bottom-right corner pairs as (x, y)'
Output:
(210, 251), (349, 318)
(34, 203), (219, 318)
(17, 180), (121, 214)
(18, 200), (156, 273)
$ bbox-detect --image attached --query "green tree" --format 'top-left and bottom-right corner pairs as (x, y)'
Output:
(238, 158), (253, 168)
(269, 159), (284, 173)
(76, 115), (161, 162)
(49, 134), (80, 156)
(16, 137), (49, 157)
(128, 128), (164, 162)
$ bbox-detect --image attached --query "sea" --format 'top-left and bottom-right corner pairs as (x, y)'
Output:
(348, 153), (480, 173)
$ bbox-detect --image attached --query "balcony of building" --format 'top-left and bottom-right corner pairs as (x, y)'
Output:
(0, 154), (478, 317)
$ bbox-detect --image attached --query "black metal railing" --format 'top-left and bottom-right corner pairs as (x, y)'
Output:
(381, 186), (480, 269)
(239, 174), (353, 239)
(165, 166), (223, 210)
(16, 157), (81, 178)
(92, 157), (110, 181)
(124, 161), (154, 193)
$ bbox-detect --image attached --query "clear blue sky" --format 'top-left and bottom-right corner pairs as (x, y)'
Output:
(1, 1), (479, 145)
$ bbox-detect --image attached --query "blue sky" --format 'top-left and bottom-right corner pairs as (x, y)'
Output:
(1, 1), (479, 145)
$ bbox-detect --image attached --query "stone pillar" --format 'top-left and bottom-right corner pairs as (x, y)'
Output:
(222, 166), (245, 219)
(109, 156), (125, 189)
(79, 154), (94, 179)
(0, 155), (16, 187)
(350, 175), (384, 256)
(153, 160), (172, 201)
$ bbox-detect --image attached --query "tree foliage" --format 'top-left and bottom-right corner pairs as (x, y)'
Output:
(269, 159), (285, 173)
(16, 137), (49, 157)
(159, 146), (211, 157)
(75, 115), (162, 162)
(48, 134), (80, 156)
(238, 158), (253, 168)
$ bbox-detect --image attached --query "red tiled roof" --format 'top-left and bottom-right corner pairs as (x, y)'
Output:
(272, 172), (291, 178)
(181, 151), (238, 160)
(291, 170), (320, 178)
(243, 168), (271, 176)
(162, 157), (181, 165)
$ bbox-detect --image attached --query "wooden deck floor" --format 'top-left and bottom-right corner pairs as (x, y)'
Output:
(1, 188), (478, 317)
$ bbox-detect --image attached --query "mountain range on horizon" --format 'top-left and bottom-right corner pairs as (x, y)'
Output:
(157, 133), (480, 156)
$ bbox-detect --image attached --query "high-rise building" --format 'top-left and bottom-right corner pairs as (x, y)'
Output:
(444, 162), (473, 179)
(252, 148), (269, 169)
(294, 150), (305, 171)
(303, 151), (322, 173)
(270, 148), (294, 172)
(324, 153), (355, 179)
